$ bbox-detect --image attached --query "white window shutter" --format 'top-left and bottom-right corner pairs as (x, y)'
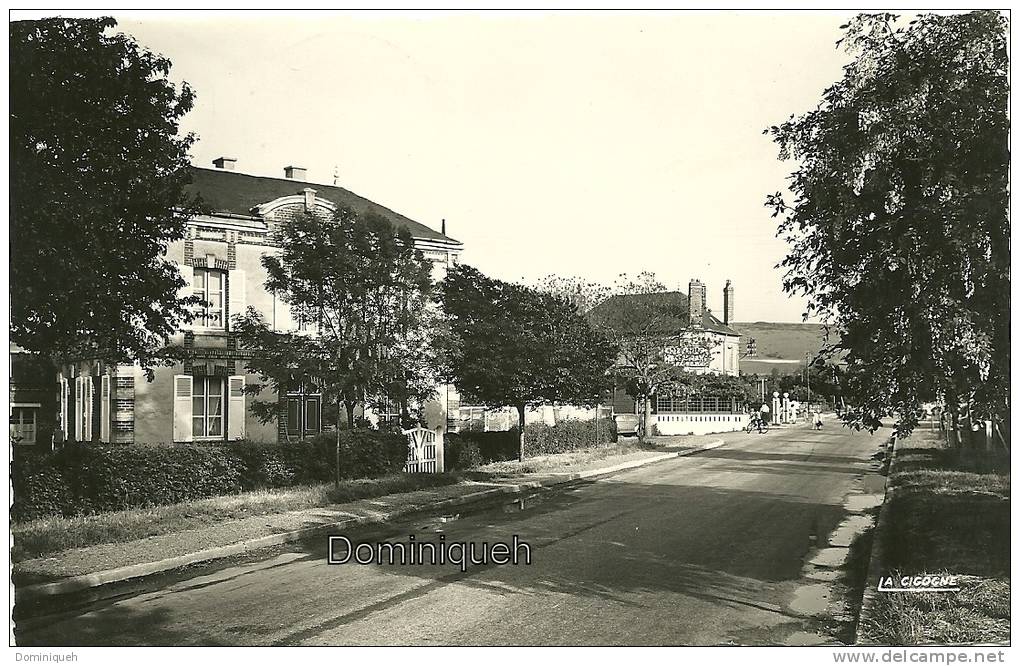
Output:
(275, 295), (297, 332)
(173, 375), (194, 442)
(59, 375), (68, 440)
(100, 375), (111, 443)
(178, 264), (194, 326)
(228, 269), (246, 328)
(179, 264), (194, 299)
(227, 375), (246, 440)
(83, 378), (93, 442)
(74, 376), (83, 442)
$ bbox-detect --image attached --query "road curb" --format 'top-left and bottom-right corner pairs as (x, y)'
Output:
(16, 438), (725, 603)
(854, 434), (899, 645)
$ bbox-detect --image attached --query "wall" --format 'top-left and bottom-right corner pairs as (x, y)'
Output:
(653, 412), (748, 436)
(706, 335), (740, 376)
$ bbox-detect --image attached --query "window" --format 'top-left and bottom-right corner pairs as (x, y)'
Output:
(192, 376), (225, 439)
(286, 393), (321, 440)
(10, 406), (38, 444)
(377, 396), (402, 426)
(193, 268), (225, 329)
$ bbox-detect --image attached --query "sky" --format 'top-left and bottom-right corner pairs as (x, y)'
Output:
(107, 10), (854, 322)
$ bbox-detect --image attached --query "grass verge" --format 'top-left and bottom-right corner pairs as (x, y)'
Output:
(471, 439), (677, 476)
(12, 473), (460, 563)
(858, 431), (1010, 644)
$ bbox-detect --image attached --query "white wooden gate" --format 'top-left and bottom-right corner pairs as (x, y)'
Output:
(403, 426), (444, 473)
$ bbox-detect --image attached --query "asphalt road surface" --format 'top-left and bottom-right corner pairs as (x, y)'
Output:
(16, 421), (884, 646)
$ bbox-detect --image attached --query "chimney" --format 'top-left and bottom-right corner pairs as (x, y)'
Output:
(724, 280), (734, 325)
(441, 218), (446, 235)
(212, 157), (237, 170)
(284, 165), (307, 181)
(688, 279), (706, 326)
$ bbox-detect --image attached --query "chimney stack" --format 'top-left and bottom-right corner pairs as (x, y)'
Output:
(441, 218), (446, 235)
(284, 165), (307, 181)
(688, 279), (706, 326)
(724, 280), (734, 325)
(212, 157), (237, 170)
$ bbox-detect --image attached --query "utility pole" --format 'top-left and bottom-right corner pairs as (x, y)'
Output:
(805, 354), (811, 412)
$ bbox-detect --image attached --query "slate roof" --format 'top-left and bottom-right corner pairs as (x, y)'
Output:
(185, 166), (460, 245)
(589, 291), (739, 337)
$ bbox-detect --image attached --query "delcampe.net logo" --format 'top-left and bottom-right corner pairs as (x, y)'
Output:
(878, 574), (962, 593)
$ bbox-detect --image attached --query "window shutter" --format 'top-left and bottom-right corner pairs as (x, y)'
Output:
(172, 375), (194, 442)
(83, 377), (94, 442)
(179, 264), (194, 325)
(74, 376), (84, 442)
(276, 296), (297, 332)
(100, 375), (111, 443)
(59, 375), (68, 440)
(228, 269), (246, 329)
(227, 375), (246, 440)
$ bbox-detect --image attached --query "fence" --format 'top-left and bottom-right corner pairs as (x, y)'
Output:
(655, 395), (742, 414)
(403, 426), (444, 473)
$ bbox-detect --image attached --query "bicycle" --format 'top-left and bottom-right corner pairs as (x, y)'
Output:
(745, 415), (770, 434)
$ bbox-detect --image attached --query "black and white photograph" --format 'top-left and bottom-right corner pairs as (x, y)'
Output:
(7, 7), (1011, 657)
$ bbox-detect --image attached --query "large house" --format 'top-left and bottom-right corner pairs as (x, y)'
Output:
(592, 279), (745, 436)
(53, 159), (463, 446)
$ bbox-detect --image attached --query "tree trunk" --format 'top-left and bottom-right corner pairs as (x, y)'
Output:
(335, 397), (343, 488)
(344, 399), (357, 429)
(640, 395), (653, 443)
(517, 404), (526, 462)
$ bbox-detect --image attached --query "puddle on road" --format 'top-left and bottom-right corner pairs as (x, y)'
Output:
(781, 468), (887, 646)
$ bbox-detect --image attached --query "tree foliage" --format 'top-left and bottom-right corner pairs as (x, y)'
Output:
(10, 17), (200, 370)
(765, 11), (1008, 437)
(235, 206), (438, 432)
(587, 272), (713, 440)
(440, 265), (617, 460)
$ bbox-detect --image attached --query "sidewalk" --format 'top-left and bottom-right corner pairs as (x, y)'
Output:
(14, 436), (725, 602)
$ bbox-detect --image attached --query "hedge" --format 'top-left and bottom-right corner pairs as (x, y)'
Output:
(11, 429), (408, 521)
(446, 417), (617, 469)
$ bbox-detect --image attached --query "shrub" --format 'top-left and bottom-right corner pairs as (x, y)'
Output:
(11, 453), (74, 521)
(446, 438), (484, 470)
(11, 429), (412, 521)
(445, 430), (519, 465)
(524, 417), (617, 456)
(444, 417), (618, 467)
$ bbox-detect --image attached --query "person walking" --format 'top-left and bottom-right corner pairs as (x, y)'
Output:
(813, 409), (823, 430)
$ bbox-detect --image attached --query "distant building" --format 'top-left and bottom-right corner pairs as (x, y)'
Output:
(9, 345), (57, 449)
(54, 159), (463, 446)
(591, 279), (745, 436)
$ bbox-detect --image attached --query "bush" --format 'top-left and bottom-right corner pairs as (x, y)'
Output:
(524, 417), (617, 456)
(11, 429), (412, 521)
(444, 417), (618, 467)
(445, 430), (519, 465)
(445, 438), (485, 470)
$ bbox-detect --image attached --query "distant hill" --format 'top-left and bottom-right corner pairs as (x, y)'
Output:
(732, 321), (839, 375)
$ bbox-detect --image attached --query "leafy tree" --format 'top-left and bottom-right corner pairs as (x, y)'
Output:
(234, 206), (437, 483)
(533, 275), (611, 314)
(11, 17), (200, 371)
(765, 11), (1008, 438)
(440, 265), (617, 461)
(588, 273), (713, 441)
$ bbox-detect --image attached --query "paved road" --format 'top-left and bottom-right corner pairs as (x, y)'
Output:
(16, 422), (884, 646)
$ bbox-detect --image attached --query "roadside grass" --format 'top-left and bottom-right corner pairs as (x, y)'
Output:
(471, 439), (678, 476)
(12, 473), (460, 563)
(859, 431), (1010, 645)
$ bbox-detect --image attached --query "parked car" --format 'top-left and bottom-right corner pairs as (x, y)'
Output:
(614, 413), (640, 436)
